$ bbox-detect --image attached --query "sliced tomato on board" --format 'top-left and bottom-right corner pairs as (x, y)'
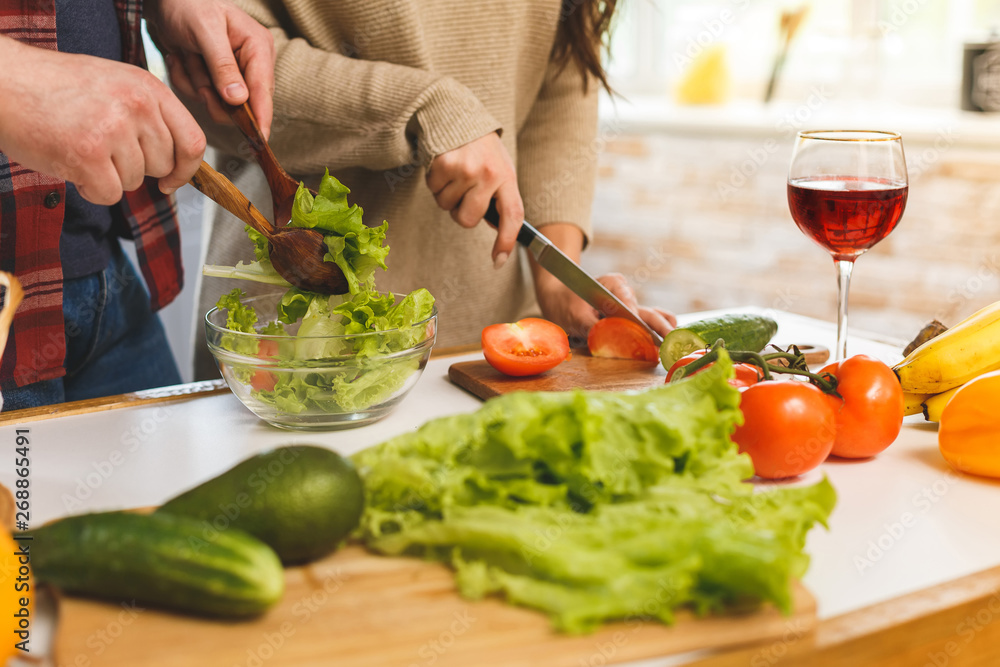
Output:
(665, 349), (764, 388)
(587, 317), (659, 362)
(482, 318), (571, 377)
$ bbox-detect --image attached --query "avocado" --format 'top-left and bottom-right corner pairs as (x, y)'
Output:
(157, 445), (363, 565)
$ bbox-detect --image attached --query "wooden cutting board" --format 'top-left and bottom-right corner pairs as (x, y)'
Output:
(449, 345), (831, 401)
(55, 544), (816, 667)
(449, 353), (665, 400)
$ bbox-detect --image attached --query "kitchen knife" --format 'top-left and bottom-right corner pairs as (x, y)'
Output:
(484, 201), (663, 347)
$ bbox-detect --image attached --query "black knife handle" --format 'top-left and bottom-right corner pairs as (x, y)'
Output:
(484, 199), (537, 248)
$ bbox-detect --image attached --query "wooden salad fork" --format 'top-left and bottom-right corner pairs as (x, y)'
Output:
(225, 102), (314, 225)
(189, 162), (348, 295)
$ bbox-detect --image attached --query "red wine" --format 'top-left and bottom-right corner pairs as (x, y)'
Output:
(788, 176), (907, 261)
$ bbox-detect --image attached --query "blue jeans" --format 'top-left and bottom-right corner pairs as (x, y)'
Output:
(2, 246), (181, 410)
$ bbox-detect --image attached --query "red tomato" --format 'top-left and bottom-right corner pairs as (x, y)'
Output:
(251, 340), (280, 392)
(732, 381), (837, 479)
(258, 340), (279, 358)
(482, 318), (571, 377)
(821, 355), (904, 459)
(587, 317), (659, 362)
(665, 350), (763, 388)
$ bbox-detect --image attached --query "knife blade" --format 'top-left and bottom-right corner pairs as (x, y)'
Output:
(484, 201), (663, 347)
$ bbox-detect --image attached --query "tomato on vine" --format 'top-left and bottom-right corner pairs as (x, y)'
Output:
(666, 349), (763, 388)
(673, 342), (903, 476)
(732, 381), (837, 479)
(820, 355), (904, 459)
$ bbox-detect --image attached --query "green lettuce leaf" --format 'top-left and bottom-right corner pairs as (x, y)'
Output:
(322, 221), (389, 296)
(202, 226), (285, 287)
(205, 170), (391, 295)
(289, 174), (364, 233)
(250, 288), (435, 414)
(214, 288), (260, 362)
(276, 288), (318, 325)
(246, 225), (270, 262)
(202, 260), (291, 287)
(289, 171), (390, 294)
(293, 296), (347, 360)
(254, 355), (421, 414)
(259, 321), (286, 336)
(353, 354), (836, 634)
(216, 289), (257, 333)
(210, 169), (435, 416)
(384, 288), (436, 350)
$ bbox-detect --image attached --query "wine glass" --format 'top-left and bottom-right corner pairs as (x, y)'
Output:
(787, 130), (908, 360)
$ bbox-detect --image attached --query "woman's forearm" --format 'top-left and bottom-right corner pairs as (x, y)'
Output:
(528, 222), (585, 298)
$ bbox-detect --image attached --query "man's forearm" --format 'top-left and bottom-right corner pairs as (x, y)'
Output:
(0, 36), (28, 137)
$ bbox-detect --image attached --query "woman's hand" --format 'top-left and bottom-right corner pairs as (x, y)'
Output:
(530, 224), (676, 341)
(425, 132), (523, 268)
(145, 0), (275, 139)
(537, 273), (677, 342)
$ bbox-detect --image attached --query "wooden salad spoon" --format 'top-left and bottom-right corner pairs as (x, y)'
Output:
(225, 102), (308, 225)
(189, 161), (349, 294)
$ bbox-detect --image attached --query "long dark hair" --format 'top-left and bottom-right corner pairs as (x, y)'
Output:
(553, 0), (619, 93)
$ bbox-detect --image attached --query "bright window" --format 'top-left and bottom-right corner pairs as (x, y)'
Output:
(607, 0), (1000, 108)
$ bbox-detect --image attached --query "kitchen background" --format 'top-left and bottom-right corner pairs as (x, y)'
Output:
(144, 0), (1000, 382)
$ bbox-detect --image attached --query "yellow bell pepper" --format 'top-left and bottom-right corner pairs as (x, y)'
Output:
(938, 370), (1000, 478)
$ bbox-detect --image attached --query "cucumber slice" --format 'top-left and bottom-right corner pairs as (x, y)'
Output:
(659, 328), (708, 371)
(659, 314), (778, 371)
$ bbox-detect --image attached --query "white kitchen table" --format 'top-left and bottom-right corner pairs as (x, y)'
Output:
(2, 309), (998, 667)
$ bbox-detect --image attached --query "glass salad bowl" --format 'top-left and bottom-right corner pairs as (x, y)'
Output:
(205, 291), (437, 431)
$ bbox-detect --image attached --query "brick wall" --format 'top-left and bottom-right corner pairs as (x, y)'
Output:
(582, 129), (1000, 344)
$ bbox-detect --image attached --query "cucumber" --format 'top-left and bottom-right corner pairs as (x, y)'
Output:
(659, 313), (778, 370)
(28, 512), (284, 618)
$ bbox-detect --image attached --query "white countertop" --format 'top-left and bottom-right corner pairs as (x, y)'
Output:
(4, 309), (999, 666)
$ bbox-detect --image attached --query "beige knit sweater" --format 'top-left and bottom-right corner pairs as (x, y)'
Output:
(193, 0), (599, 376)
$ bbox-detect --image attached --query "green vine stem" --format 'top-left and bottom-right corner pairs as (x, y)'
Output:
(669, 339), (840, 396)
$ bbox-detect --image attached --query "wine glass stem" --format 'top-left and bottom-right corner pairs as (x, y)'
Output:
(834, 259), (854, 361)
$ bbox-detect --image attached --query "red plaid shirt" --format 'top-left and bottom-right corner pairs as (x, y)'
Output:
(0, 0), (183, 389)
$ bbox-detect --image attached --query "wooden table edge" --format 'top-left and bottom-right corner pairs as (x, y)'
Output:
(0, 345), (482, 426)
(691, 563), (1000, 666)
(0, 379), (232, 426)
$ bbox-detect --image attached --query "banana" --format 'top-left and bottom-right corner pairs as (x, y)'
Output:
(921, 385), (963, 423)
(903, 392), (930, 416)
(894, 299), (1000, 394)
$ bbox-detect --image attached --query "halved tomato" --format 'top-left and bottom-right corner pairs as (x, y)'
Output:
(482, 318), (571, 377)
(587, 317), (658, 362)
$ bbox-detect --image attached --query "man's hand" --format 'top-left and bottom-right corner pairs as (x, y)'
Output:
(0, 37), (206, 204)
(146, 0), (275, 139)
(426, 132), (523, 268)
